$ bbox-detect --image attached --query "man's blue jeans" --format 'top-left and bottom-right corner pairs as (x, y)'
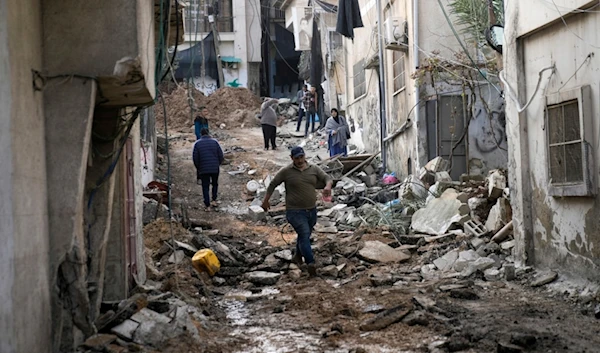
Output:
(286, 208), (317, 264)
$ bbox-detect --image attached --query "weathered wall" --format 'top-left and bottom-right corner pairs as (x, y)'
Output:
(505, 3), (600, 280)
(512, 0), (597, 37)
(0, 1), (53, 352)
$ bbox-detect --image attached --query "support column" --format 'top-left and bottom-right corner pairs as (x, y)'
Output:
(44, 79), (97, 351)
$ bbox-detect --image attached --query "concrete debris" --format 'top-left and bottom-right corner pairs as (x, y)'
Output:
(247, 271), (282, 285)
(248, 205), (267, 221)
(484, 268), (502, 281)
(435, 171), (452, 182)
(504, 263), (516, 281)
(399, 175), (428, 201)
(485, 198), (512, 233)
(173, 240), (198, 257)
(357, 241), (411, 263)
(424, 157), (449, 173)
(471, 237), (485, 250)
(501, 239), (516, 250)
(464, 219), (487, 237)
(273, 249), (293, 261)
(359, 304), (412, 331)
(320, 265), (340, 278)
(531, 271), (558, 287)
(81, 334), (117, 351)
(449, 288), (479, 300)
(143, 197), (170, 225)
(461, 257), (496, 277)
(488, 170), (507, 199)
(453, 250), (481, 272)
(168, 250), (185, 264)
(433, 249), (459, 271)
(411, 189), (470, 235)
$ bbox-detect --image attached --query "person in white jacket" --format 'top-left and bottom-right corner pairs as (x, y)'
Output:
(260, 98), (279, 150)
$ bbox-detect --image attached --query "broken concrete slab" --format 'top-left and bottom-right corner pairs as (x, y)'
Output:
(485, 198), (512, 233)
(111, 319), (139, 340)
(412, 189), (469, 235)
(433, 250), (459, 271)
(248, 205), (267, 221)
(174, 240), (198, 257)
(320, 265), (339, 278)
(453, 250), (481, 272)
(501, 239), (516, 250)
(470, 237), (486, 250)
(359, 304), (412, 331)
(400, 175), (428, 200)
(461, 257), (496, 277)
(435, 171), (452, 182)
(247, 271), (282, 285)
(358, 241), (411, 263)
(484, 268), (502, 281)
(424, 157), (449, 173)
(488, 170), (507, 199)
(273, 249), (293, 261)
(531, 271), (558, 287)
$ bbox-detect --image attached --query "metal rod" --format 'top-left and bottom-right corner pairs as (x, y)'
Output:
(376, 0), (388, 172)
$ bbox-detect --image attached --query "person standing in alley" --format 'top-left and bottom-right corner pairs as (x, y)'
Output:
(262, 146), (332, 276)
(260, 98), (279, 150)
(325, 108), (350, 157)
(296, 85), (307, 132)
(192, 128), (224, 210)
(302, 86), (318, 137)
(193, 106), (210, 140)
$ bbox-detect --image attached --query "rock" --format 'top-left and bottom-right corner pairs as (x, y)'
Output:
(247, 271), (281, 285)
(248, 205), (266, 221)
(400, 175), (428, 200)
(421, 264), (437, 280)
(468, 197), (487, 213)
(320, 265), (339, 278)
(111, 319), (139, 340)
(273, 249), (293, 261)
(317, 208), (335, 217)
(484, 268), (502, 281)
(168, 250), (185, 264)
(461, 257), (496, 277)
(402, 311), (429, 326)
(510, 333), (537, 348)
(470, 237), (486, 250)
(594, 304), (600, 319)
(174, 240), (198, 257)
(358, 241), (411, 263)
(212, 277), (227, 286)
(501, 239), (516, 250)
(531, 271), (558, 287)
(478, 241), (501, 257)
(289, 269), (302, 280)
(504, 263), (516, 281)
(497, 341), (524, 353)
(425, 157), (449, 173)
(488, 170), (507, 199)
(485, 198), (512, 233)
(359, 304), (412, 331)
(397, 234), (425, 245)
(82, 334), (117, 350)
(314, 224), (338, 233)
(453, 250), (480, 272)
(433, 249), (459, 271)
(96, 293), (148, 331)
(258, 253), (285, 271)
(436, 171), (452, 182)
(412, 295), (436, 309)
(411, 189), (470, 235)
(250, 198), (263, 207)
(370, 273), (394, 286)
(449, 288), (479, 300)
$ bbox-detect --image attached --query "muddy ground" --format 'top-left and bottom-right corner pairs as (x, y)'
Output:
(148, 120), (600, 353)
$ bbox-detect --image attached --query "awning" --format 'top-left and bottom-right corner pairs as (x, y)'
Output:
(221, 56), (242, 63)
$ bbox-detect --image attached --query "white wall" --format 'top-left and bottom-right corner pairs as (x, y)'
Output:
(505, 2), (600, 279)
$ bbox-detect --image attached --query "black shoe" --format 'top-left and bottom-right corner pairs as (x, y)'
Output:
(291, 252), (303, 266)
(307, 263), (317, 277)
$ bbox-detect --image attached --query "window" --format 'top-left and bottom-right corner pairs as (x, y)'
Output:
(545, 85), (596, 197)
(353, 59), (366, 99)
(392, 50), (405, 92)
(184, 0), (233, 34)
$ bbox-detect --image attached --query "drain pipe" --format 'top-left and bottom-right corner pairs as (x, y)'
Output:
(412, 0), (420, 173)
(376, 0), (388, 172)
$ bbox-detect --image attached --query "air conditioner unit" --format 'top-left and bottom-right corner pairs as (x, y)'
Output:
(384, 17), (408, 51)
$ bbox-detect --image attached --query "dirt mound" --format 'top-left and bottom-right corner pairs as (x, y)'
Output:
(155, 86), (262, 132)
(143, 218), (192, 252)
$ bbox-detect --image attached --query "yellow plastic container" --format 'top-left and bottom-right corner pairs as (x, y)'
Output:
(192, 249), (221, 276)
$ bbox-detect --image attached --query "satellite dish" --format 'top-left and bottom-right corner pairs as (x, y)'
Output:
(485, 24), (504, 54)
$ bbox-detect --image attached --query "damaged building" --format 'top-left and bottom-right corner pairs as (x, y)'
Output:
(0, 1), (183, 352)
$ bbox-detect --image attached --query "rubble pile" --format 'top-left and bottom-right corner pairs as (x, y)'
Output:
(155, 86), (263, 132)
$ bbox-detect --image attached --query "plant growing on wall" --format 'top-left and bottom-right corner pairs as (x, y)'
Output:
(449, 0), (504, 44)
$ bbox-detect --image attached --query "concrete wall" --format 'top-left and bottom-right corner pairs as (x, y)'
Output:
(0, 1), (52, 353)
(505, 4), (600, 280)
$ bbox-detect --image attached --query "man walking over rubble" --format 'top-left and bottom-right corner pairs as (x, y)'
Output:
(303, 86), (318, 137)
(296, 85), (307, 132)
(193, 128), (224, 210)
(260, 98), (279, 150)
(261, 146), (332, 276)
(194, 106), (210, 140)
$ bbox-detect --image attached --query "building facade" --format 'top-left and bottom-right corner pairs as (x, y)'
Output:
(504, 0), (600, 281)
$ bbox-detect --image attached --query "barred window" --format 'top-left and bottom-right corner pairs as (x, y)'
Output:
(353, 59), (366, 99)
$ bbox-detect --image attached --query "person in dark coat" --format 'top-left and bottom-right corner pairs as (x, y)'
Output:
(296, 85), (307, 132)
(192, 128), (224, 209)
(194, 106), (209, 140)
(302, 86), (317, 137)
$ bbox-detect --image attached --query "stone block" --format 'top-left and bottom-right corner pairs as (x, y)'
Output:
(358, 241), (411, 263)
(247, 271), (282, 285)
(470, 237), (486, 250)
(461, 257), (496, 277)
(424, 157), (449, 172)
(485, 198), (512, 233)
(464, 219), (487, 237)
(453, 250), (480, 272)
(501, 240), (516, 250)
(436, 171), (452, 182)
(248, 205), (266, 221)
(168, 250), (185, 264)
(433, 250), (459, 271)
(531, 271), (558, 287)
